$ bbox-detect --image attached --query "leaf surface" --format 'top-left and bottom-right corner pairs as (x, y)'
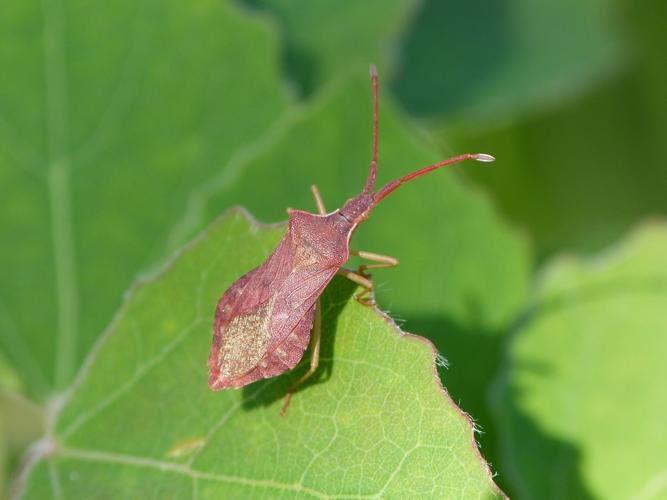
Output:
(393, 0), (626, 124)
(241, 0), (625, 125)
(0, 0), (289, 395)
(241, 0), (417, 96)
(493, 223), (667, 499)
(447, 0), (667, 261)
(19, 210), (503, 499)
(185, 77), (530, 471)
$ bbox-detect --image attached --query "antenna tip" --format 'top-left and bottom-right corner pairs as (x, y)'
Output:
(473, 153), (495, 163)
(369, 64), (378, 78)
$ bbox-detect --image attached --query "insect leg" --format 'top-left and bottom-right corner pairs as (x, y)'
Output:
(340, 252), (399, 305)
(310, 185), (327, 215)
(281, 301), (322, 416)
(338, 268), (373, 288)
(350, 250), (399, 274)
(338, 268), (376, 306)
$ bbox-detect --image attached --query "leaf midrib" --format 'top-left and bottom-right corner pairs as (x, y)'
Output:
(42, 0), (78, 390)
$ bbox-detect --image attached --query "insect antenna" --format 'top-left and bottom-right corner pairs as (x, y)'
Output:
(362, 64), (380, 194)
(372, 153), (495, 205)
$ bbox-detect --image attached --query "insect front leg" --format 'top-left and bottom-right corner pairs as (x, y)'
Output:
(281, 301), (322, 416)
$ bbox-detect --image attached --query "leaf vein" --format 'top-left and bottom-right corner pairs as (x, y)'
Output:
(58, 447), (329, 499)
(60, 319), (204, 438)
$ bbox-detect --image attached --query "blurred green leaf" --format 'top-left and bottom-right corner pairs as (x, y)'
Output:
(0, 429), (5, 500)
(0, 332), (43, 499)
(19, 210), (504, 498)
(0, 353), (21, 395)
(393, 0), (626, 125)
(0, 388), (44, 499)
(493, 223), (667, 498)
(0, 0), (289, 395)
(450, 0), (667, 261)
(240, 0), (417, 96)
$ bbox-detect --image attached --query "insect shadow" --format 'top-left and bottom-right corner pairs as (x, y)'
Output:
(241, 276), (357, 410)
(407, 305), (593, 498)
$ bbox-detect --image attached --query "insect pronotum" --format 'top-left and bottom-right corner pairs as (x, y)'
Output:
(208, 66), (494, 414)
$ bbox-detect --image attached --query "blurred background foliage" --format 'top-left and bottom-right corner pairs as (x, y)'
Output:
(247, 0), (666, 261)
(1, 0), (665, 497)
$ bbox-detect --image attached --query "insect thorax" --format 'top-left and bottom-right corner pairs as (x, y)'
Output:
(287, 210), (353, 266)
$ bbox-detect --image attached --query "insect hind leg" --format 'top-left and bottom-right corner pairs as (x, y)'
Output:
(281, 300), (322, 416)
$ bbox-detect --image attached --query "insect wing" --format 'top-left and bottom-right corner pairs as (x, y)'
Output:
(208, 270), (268, 389)
(208, 234), (290, 389)
(208, 232), (337, 390)
(208, 273), (317, 390)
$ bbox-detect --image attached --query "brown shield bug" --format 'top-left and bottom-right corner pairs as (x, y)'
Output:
(208, 66), (494, 413)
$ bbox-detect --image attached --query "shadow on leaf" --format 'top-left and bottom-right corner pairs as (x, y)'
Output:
(392, 0), (511, 117)
(494, 380), (595, 499)
(241, 277), (357, 410)
(404, 313), (593, 499)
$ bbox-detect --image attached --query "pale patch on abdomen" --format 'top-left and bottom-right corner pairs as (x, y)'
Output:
(216, 298), (274, 381)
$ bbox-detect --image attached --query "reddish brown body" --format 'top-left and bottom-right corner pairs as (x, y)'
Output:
(208, 66), (493, 394)
(208, 210), (352, 389)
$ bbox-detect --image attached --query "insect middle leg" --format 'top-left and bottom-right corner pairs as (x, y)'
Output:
(281, 301), (322, 416)
(351, 250), (399, 274)
(339, 251), (399, 305)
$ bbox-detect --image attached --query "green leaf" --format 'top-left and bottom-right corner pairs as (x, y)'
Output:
(492, 223), (667, 498)
(0, 353), (44, 496)
(446, 0), (667, 261)
(19, 210), (503, 498)
(180, 76), (530, 480)
(0, 0), (289, 395)
(393, 0), (626, 124)
(0, 387), (44, 497)
(241, 0), (417, 96)
(191, 74), (529, 453)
